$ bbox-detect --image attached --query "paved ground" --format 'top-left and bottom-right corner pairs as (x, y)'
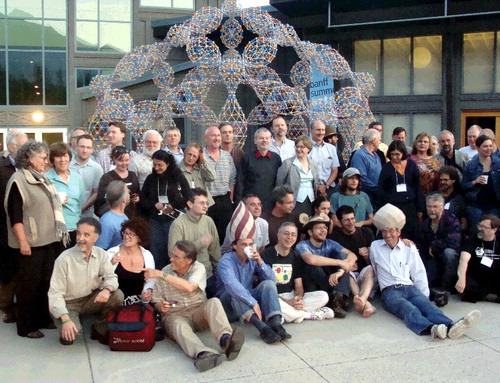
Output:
(1, 296), (498, 383)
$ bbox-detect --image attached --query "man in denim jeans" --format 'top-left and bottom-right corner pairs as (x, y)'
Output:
(217, 203), (291, 344)
(370, 203), (481, 340)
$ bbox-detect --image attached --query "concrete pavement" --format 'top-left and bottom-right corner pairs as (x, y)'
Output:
(1, 296), (498, 383)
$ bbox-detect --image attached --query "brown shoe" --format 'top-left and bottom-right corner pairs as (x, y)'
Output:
(222, 327), (245, 361)
(329, 293), (347, 319)
(2, 311), (17, 323)
(59, 337), (74, 346)
(25, 330), (45, 339)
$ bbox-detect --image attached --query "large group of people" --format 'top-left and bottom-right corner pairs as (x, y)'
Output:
(0, 118), (497, 372)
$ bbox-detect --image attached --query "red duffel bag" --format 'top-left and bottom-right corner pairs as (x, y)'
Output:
(107, 303), (155, 351)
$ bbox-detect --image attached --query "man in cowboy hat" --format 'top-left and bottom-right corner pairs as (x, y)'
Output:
(370, 203), (481, 339)
(295, 213), (357, 318)
(217, 202), (291, 344)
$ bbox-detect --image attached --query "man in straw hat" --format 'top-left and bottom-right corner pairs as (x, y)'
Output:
(217, 202), (291, 344)
(370, 203), (481, 339)
(295, 213), (357, 318)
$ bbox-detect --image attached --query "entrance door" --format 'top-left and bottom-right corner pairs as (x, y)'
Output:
(461, 111), (500, 147)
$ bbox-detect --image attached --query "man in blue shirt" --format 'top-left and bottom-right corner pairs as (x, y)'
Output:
(349, 128), (383, 206)
(217, 234), (291, 344)
(95, 181), (129, 250)
(296, 214), (357, 318)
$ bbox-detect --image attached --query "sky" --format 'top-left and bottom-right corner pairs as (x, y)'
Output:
(239, 0), (270, 7)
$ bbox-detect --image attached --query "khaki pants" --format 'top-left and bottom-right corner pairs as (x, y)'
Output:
(64, 289), (124, 336)
(162, 298), (232, 359)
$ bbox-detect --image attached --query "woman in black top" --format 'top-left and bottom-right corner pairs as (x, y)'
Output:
(378, 140), (425, 240)
(139, 151), (190, 269)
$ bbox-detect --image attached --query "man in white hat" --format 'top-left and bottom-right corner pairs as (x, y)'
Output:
(370, 203), (481, 339)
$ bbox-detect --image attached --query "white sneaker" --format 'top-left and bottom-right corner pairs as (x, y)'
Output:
(448, 309), (481, 340)
(317, 307), (335, 319)
(309, 309), (325, 321)
(430, 324), (447, 340)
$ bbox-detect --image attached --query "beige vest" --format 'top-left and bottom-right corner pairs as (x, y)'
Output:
(5, 169), (59, 248)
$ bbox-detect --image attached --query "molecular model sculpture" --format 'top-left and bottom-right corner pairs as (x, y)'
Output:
(89, 0), (375, 156)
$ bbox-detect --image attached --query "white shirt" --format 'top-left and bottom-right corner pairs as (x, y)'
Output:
(269, 138), (296, 162)
(369, 239), (429, 297)
(308, 141), (340, 184)
(458, 146), (478, 161)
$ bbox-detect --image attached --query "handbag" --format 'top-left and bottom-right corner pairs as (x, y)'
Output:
(107, 303), (156, 351)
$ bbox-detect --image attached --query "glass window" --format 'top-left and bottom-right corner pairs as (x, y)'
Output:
(7, 18), (43, 49)
(354, 40), (380, 96)
(413, 36), (442, 95)
(383, 38), (411, 95)
(44, 20), (67, 49)
(8, 51), (43, 105)
(76, 68), (98, 88)
(45, 51), (66, 105)
(100, 22), (131, 53)
(140, 0), (194, 8)
(0, 51), (5, 105)
(463, 32), (494, 93)
(75, 0), (132, 53)
(412, 113), (442, 142)
(496, 32), (500, 93)
(100, 0), (131, 22)
(76, 0), (98, 20)
(44, 0), (66, 19)
(8, 0), (42, 18)
(76, 21), (98, 51)
(42, 132), (64, 145)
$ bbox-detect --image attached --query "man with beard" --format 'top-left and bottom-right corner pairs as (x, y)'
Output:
(269, 115), (295, 162)
(129, 130), (162, 188)
(48, 217), (123, 345)
(330, 167), (374, 228)
(435, 130), (469, 176)
(456, 215), (500, 303)
(417, 193), (461, 298)
(295, 214), (357, 318)
(330, 205), (376, 317)
(437, 166), (467, 230)
(237, 128), (282, 212)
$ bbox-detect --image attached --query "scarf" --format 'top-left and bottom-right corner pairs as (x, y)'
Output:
(28, 168), (70, 247)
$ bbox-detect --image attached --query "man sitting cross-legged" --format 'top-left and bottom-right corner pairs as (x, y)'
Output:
(330, 205), (377, 317)
(144, 240), (244, 372)
(261, 222), (334, 323)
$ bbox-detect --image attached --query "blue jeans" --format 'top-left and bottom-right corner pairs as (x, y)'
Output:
(382, 285), (452, 335)
(149, 218), (172, 270)
(423, 248), (459, 291)
(219, 280), (282, 323)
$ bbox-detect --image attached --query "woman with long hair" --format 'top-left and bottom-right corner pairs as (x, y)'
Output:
(410, 132), (441, 195)
(139, 150), (190, 269)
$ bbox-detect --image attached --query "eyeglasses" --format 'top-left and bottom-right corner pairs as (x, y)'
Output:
(477, 224), (492, 230)
(247, 202), (262, 207)
(123, 231), (137, 238)
(113, 146), (130, 154)
(280, 231), (298, 237)
(169, 251), (187, 260)
(381, 228), (398, 235)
